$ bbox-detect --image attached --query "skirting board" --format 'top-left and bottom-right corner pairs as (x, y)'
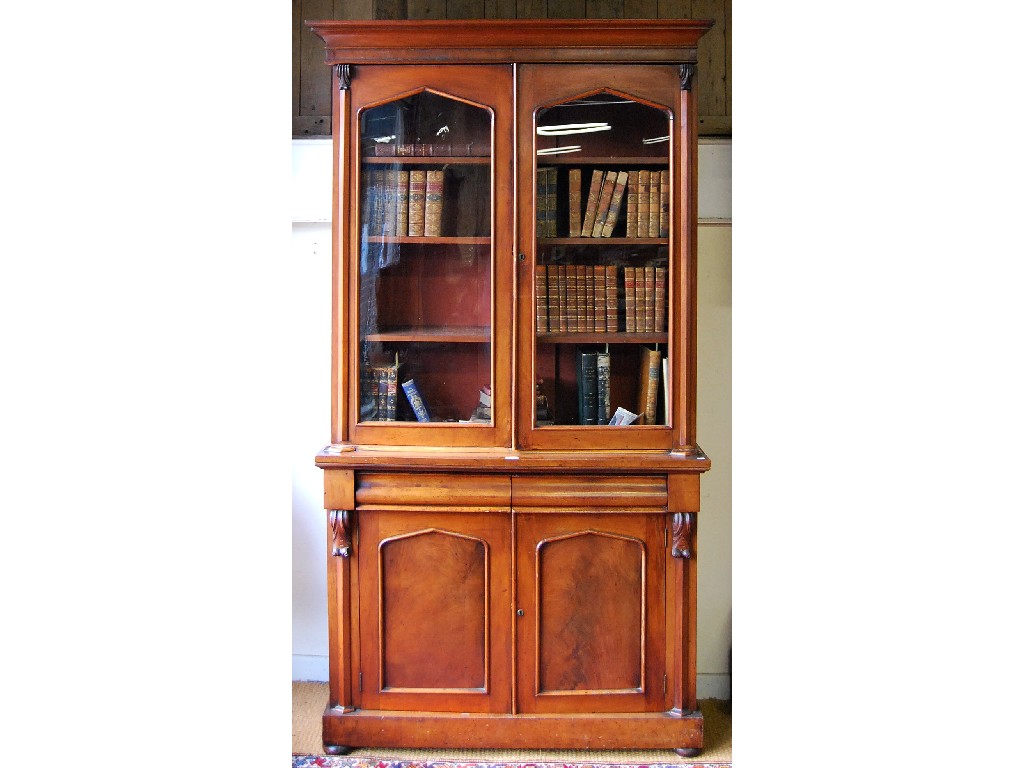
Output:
(292, 655), (731, 700)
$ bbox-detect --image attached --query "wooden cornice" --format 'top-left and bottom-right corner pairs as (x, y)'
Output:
(305, 19), (713, 65)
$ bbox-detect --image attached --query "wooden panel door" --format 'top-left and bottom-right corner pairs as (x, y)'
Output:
(357, 509), (513, 713)
(515, 511), (667, 713)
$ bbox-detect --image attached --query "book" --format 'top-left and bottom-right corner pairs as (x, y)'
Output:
(576, 265), (587, 332)
(600, 171), (629, 237)
(581, 170), (605, 237)
(605, 265), (618, 332)
(592, 172), (617, 237)
(382, 169), (398, 237)
(424, 169), (444, 237)
(395, 170), (409, 237)
(637, 170), (650, 238)
(625, 170), (639, 238)
(624, 266), (636, 333)
(384, 362), (398, 420)
(644, 265), (656, 333)
(596, 351), (611, 424)
(659, 170), (669, 238)
(636, 346), (661, 425)
(557, 265), (568, 332)
(568, 168), (582, 237)
(566, 264), (578, 333)
(369, 168), (387, 237)
(647, 170), (660, 238)
(576, 349), (599, 425)
(635, 264), (646, 333)
(545, 167), (558, 237)
(585, 265), (595, 332)
(654, 266), (667, 332)
(536, 167), (549, 237)
(401, 379), (431, 422)
(408, 169), (426, 236)
(535, 265), (548, 333)
(595, 265), (607, 332)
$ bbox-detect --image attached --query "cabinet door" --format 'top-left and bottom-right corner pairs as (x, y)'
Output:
(356, 509), (512, 713)
(346, 65), (513, 447)
(515, 511), (667, 714)
(516, 64), (692, 450)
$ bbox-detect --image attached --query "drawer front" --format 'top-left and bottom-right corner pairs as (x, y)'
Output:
(511, 474), (667, 511)
(356, 472), (510, 509)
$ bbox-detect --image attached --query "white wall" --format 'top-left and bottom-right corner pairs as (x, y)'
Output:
(291, 138), (732, 697)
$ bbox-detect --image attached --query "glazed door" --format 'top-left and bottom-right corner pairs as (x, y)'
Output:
(356, 508), (513, 713)
(516, 64), (691, 451)
(346, 65), (513, 447)
(514, 510), (667, 714)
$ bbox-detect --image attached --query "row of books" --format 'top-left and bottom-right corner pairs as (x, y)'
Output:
(535, 265), (668, 334)
(363, 169), (445, 238)
(576, 346), (664, 426)
(537, 168), (670, 239)
(370, 142), (488, 157)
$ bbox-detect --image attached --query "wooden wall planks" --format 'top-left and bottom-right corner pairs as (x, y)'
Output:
(293, 0), (730, 136)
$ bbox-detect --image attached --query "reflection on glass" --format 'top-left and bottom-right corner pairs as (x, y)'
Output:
(533, 92), (671, 428)
(358, 91), (493, 424)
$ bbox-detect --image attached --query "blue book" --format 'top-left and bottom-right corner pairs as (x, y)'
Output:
(401, 379), (431, 422)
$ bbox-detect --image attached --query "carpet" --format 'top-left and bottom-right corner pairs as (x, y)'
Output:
(293, 683), (732, 767)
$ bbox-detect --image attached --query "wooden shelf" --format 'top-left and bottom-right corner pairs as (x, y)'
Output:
(539, 237), (667, 246)
(537, 332), (667, 344)
(365, 236), (490, 245)
(364, 326), (491, 343)
(363, 155), (490, 165)
(537, 156), (668, 166)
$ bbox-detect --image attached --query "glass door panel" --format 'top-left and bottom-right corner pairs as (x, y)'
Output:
(532, 92), (671, 430)
(357, 90), (493, 427)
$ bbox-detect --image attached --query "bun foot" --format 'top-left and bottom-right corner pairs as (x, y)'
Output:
(674, 747), (701, 757)
(324, 744), (352, 755)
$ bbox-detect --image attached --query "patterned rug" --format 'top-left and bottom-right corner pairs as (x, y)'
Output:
(293, 759), (731, 768)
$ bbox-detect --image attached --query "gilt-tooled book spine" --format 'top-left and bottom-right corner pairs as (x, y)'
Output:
(382, 169), (399, 237)
(549, 264), (561, 333)
(395, 170), (409, 237)
(370, 168), (387, 237)
(655, 266), (667, 333)
(568, 168), (582, 238)
(535, 265), (548, 334)
(385, 363), (398, 421)
(596, 351), (611, 425)
(535, 168), (548, 238)
(557, 265), (568, 332)
(659, 171), (669, 238)
(576, 265), (587, 333)
(581, 170), (605, 237)
(577, 349), (599, 425)
(585, 265), (595, 332)
(636, 346), (661, 426)
(401, 379), (431, 423)
(644, 266), (656, 333)
(424, 170), (444, 237)
(637, 170), (650, 239)
(545, 167), (558, 237)
(601, 171), (629, 237)
(635, 264), (646, 333)
(606, 265), (618, 332)
(566, 264), (578, 333)
(647, 170), (660, 238)
(408, 170), (426, 237)
(626, 170), (639, 238)
(624, 266), (636, 333)
(592, 173), (617, 238)
(595, 265), (607, 333)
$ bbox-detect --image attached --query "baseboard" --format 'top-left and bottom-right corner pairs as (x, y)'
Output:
(293, 655), (731, 700)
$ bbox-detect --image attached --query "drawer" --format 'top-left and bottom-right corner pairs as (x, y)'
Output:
(355, 472), (510, 508)
(511, 475), (667, 510)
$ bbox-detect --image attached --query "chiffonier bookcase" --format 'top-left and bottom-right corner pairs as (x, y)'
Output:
(306, 18), (712, 756)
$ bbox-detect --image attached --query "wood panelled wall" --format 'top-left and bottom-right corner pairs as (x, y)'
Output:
(292, 0), (731, 136)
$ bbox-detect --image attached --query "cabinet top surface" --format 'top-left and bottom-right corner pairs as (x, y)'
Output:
(305, 19), (713, 64)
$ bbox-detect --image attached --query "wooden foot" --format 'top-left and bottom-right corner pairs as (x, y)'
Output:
(324, 744), (352, 755)
(674, 747), (701, 758)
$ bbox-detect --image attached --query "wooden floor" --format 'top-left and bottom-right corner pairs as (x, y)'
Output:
(292, 682), (732, 762)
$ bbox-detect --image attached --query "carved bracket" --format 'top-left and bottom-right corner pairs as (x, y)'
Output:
(329, 509), (353, 557)
(679, 63), (695, 91)
(337, 64), (352, 91)
(671, 512), (695, 559)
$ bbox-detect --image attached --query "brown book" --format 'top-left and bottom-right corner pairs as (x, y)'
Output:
(654, 266), (667, 333)
(585, 265), (595, 332)
(636, 346), (662, 425)
(575, 265), (586, 332)
(595, 265), (607, 332)
(659, 170), (669, 238)
(600, 171), (629, 237)
(566, 264), (578, 333)
(643, 265), (656, 333)
(557, 265), (568, 332)
(592, 173), (617, 237)
(605, 265), (618, 332)
(637, 170), (650, 239)
(568, 168), (582, 237)
(580, 170), (605, 237)
(535, 265), (548, 333)
(625, 170), (639, 238)
(624, 266), (636, 333)
(634, 264), (646, 332)
(546, 167), (558, 237)
(395, 170), (409, 237)
(647, 170), (660, 238)
(424, 169), (444, 237)
(382, 169), (398, 237)
(408, 169), (426, 237)
(548, 264), (561, 333)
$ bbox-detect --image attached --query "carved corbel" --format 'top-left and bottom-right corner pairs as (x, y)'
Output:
(671, 512), (695, 559)
(679, 63), (695, 91)
(329, 509), (353, 557)
(337, 64), (352, 91)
